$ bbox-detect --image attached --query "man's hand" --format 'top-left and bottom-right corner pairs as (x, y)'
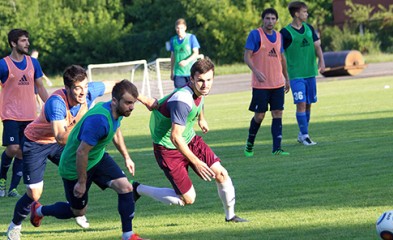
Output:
(74, 181), (86, 198)
(198, 119), (209, 134)
(125, 157), (135, 176)
(193, 160), (215, 181)
(254, 71), (267, 82)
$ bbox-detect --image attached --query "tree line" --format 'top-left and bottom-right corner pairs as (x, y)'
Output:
(0, 0), (391, 74)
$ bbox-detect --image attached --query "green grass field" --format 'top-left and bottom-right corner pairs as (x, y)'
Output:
(0, 76), (392, 239)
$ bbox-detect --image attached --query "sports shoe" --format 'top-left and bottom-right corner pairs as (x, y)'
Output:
(272, 149), (290, 156)
(7, 226), (21, 240)
(30, 201), (43, 227)
(75, 215), (90, 228)
(225, 215), (249, 223)
(298, 136), (317, 146)
(131, 180), (141, 202)
(0, 178), (6, 197)
(125, 233), (148, 240)
(8, 189), (22, 198)
(244, 142), (254, 157)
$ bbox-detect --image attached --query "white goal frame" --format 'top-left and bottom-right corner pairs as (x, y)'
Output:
(87, 60), (150, 97)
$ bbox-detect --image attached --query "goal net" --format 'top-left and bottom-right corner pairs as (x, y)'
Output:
(147, 54), (204, 99)
(87, 60), (151, 97)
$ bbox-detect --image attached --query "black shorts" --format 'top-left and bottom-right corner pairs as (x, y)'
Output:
(248, 87), (285, 113)
(2, 120), (31, 146)
(62, 152), (126, 210)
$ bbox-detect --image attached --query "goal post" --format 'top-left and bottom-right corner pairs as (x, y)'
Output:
(87, 60), (150, 97)
(147, 54), (204, 99)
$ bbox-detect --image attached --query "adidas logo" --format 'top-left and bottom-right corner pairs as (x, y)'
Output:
(268, 48), (277, 57)
(18, 75), (29, 85)
(301, 38), (310, 47)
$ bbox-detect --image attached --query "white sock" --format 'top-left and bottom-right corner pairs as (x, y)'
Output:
(122, 231), (133, 240)
(216, 177), (236, 220)
(138, 184), (184, 206)
(8, 221), (21, 230)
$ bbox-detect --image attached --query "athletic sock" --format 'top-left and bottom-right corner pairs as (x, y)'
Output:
(296, 112), (308, 135)
(216, 177), (236, 220)
(137, 184), (184, 206)
(118, 192), (134, 233)
(306, 111), (311, 124)
(247, 117), (261, 145)
(271, 118), (283, 152)
(9, 158), (22, 191)
(122, 231), (133, 240)
(0, 151), (13, 179)
(12, 193), (34, 225)
(41, 202), (75, 219)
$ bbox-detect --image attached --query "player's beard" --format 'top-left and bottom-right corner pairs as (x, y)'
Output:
(16, 45), (29, 55)
(116, 105), (132, 117)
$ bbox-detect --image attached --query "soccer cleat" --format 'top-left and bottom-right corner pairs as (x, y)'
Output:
(225, 215), (249, 223)
(8, 189), (22, 198)
(244, 142), (254, 157)
(131, 180), (141, 202)
(7, 226), (21, 240)
(0, 178), (6, 197)
(298, 136), (317, 146)
(126, 233), (149, 240)
(272, 149), (290, 156)
(75, 215), (90, 229)
(30, 201), (43, 227)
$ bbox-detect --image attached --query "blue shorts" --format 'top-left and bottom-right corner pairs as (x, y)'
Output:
(22, 138), (64, 185)
(2, 120), (31, 146)
(173, 76), (190, 88)
(248, 87), (285, 113)
(62, 152), (126, 210)
(290, 77), (317, 104)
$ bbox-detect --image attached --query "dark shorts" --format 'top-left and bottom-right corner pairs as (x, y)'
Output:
(290, 77), (317, 104)
(248, 87), (285, 113)
(173, 76), (190, 88)
(2, 120), (31, 146)
(63, 152), (126, 210)
(22, 138), (64, 185)
(153, 135), (220, 195)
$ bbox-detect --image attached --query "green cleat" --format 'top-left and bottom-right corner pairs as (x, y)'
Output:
(244, 142), (254, 157)
(272, 149), (290, 156)
(8, 189), (21, 198)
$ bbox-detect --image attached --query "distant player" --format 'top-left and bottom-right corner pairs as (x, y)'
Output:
(170, 18), (200, 88)
(149, 58), (248, 222)
(243, 8), (290, 157)
(0, 29), (49, 198)
(280, 1), (325, 145)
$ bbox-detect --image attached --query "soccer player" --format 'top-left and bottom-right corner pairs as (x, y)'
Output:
(0, 29), (49, 198)
(27, 80), (149, 240)
(170, 18), (200, 88)
(149, 58), (247, 222)
(6, 66), (157, 240)
(243, 8), (290, 157)
(280, 1), (325, 145)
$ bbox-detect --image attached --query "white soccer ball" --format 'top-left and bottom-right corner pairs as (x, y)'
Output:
(376, 210), (393, 239)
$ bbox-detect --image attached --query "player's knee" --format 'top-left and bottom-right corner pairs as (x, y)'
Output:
(215, 168), (229, 183)
(27, 182), (44, 201)
(182, 195), (195, 205)
(5, 145), (20, 156)
(111, 178), (133, 194)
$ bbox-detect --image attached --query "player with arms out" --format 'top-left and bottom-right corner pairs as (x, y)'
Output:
(149, 58), (248, 223)
(243, 8), (290, 157)
(0, 29), (49, 198)
(6, 66), (157, 240)
(280, 1), (325, 145)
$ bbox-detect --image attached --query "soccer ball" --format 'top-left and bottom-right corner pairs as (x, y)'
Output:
(376, 210), (393, 239)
